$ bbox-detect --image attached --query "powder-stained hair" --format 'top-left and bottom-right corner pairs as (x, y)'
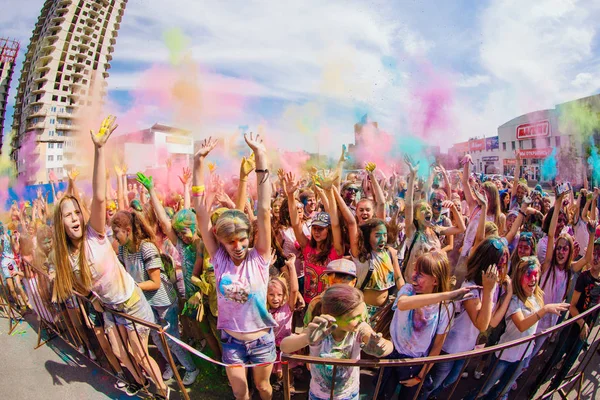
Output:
(512, 257), (545, 310)
(466, 236), (506, 286)
(214, 209), (252, 242)
(322, 284), (364, 317)
(414, 251), (452, 293)
(111, 210), (157, 252)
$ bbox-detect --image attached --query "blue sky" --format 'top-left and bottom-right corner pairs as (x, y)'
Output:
(2, 0), (600, 155)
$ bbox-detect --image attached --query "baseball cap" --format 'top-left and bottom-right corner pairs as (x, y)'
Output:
(311, 212), (331, 227)
(324, 259), (357, 278)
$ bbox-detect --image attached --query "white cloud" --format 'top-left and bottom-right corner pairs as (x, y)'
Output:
(456, 74), (491, 88)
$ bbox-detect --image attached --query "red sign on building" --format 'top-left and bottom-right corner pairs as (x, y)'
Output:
(469, 139), (485, 152)
(503, 159), (517, 166)
(517, 148), (553, 159)
(516, 121), (551, 140)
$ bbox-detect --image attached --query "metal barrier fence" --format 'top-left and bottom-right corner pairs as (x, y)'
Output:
(1, 270), (599, 400)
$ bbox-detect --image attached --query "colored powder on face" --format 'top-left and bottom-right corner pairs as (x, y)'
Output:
(172, 209), (197, 235)
(540, 148), (558, 181)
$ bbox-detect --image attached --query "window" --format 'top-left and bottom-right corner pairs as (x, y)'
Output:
(60, 107), (64, 113)
(502, 142), (506, 151)
(546, 137), (551, 147)
(57, 155), (63, 161)
(57, 143), (63, 149)
(511, 141), (516, 150)
(48, 143), (54, 148)
(61, 96), (66, 102)
(531, 138), (536, 149)
(48, 155), (54, 162)
(57, 131), (64, 136)
(51, 106), (56, 112)
(519, 141), (524, 149)
(50, 118), (55, 124)
(556, 136), (561, 146)
(49, 130), (55, 136)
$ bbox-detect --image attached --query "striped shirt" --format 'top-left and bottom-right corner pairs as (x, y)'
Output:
(119, 241), (177, 307)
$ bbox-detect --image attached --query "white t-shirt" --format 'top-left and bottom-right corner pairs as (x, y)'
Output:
(71, 225), (136, 305)
(497, 295), (541, 362)
(390, 284), (450, 358)
(536, 267), (568, 333)
(309, 331), (362, 400)
(461, 207), (495, 257)
(573, 218), (589, 258)
(443, 281), (499, 354)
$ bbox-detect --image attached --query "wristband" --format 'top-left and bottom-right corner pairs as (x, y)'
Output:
(518, 210), (527, 218)
(255, 169), (268, 174)
(191, 185), (205, 194)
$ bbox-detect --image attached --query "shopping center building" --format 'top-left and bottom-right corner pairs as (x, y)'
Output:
(449, 94), (600, 184)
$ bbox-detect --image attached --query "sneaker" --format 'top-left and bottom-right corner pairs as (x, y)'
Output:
(88, 349), (97, 361)
(474, 370), (484, 380)
(461, 372), (469, 378)
(162, 365), (174, 381)
(125, 383), (142, 397)
(77, 345), (85, 354)
(114, 372), (127, 391)
(182, 368), (200, 386)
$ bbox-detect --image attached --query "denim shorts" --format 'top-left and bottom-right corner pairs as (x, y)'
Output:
(103, 286), (156, 337)
(221, 329), (277, 365)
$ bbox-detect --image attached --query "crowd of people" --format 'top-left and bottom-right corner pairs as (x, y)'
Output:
(1, 115), (599, 400)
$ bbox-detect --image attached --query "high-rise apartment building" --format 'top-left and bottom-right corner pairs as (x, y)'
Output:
(11, 0), (126, 184)
(0, 38), (20, 146)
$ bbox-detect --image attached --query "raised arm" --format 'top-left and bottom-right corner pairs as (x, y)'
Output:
(471, 188), (488, 252)
(244, 133), (271, 259)
(285, 254), (299, 310)
(463, 266), (498, 332)
(235, 153), (255, 210)
(511, 152), (521, 199)
(179, 167), (192, 210)
(89, 116), (117, 234)
(543, 193), (565, 272)
(324, 186), (344, 256)
(438, 200), (466, 237)
(115, 164), (126, 211)
(137, 172), (178, 245)
(404, 155), (419, 239)
(366, 163), (386, 220)
(395, 285), (479, 311)
(461, 155), (477, 209)
(572, 220), (597, 273)
(333, 185), (359, 258)
(284, 172), (309, 249)
(192, 137), (219, 259)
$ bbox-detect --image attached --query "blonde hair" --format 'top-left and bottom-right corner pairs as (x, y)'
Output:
(512, 257), (544, 310)
(267, 278), (288, 309)
(52, 195), (92, 302)
(214, 209), (252, 241)
(415, 251), (452, 293)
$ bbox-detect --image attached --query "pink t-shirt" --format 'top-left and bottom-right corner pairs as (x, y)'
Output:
(213, 246), (278, 333)
(270, 303), (293, 346)
(281, 227), (303, 278)
(302, 244), (342, 304)
(72, 225), (136, 305)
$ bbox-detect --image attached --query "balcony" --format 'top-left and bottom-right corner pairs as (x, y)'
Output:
(31, 85), (46, 94)
(51, 15), (65, 25)
(57, 123), (77, 131)
(102, 71), (109, 79)
(48, 25), (61, 34)
(39, 53), (53, 63)
(106, 53), (113, 61)
(112, 30), (118, 38)
(86, 17), (97, 26)
(33, 75), (48, 83)
(72, 69), (84, 78)
(104, 63), (111, 70)
(58, 0), (72, 5)
(81, 32), (92, 41)
(88, 8), (99, 17)
(41, 43), (56, 53)
(29, 107), (47, 117)
(57, 111), (75, 119)
(83, 25), (93, 34)
(109, 37), (116, 45)
(74, 59), (86, 68)
(26, 121), (45, 130)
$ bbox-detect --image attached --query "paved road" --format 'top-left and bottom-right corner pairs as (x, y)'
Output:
(0, 315), (126, 400)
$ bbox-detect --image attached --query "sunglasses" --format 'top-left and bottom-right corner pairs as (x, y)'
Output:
(345, 188), (359, 194)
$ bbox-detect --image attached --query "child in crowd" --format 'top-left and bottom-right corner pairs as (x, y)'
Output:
(281, 285), (393, 400)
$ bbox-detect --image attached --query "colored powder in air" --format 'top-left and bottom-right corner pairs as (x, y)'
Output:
(163, 28), (191, 66)
(540, 148), (558, 181)
(559, 102), (600, 140)
(587, 138), (600, 185)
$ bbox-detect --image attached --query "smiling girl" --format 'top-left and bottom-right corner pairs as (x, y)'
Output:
(194, 133), (278, 400)
(472, 257), (569, 400)
(51, 117), (168, 398)
(378, 251), (475, 400)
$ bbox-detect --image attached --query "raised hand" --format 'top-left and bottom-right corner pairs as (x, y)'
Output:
(115, 163), (128, 177)
(208, 162), (217, 173)
(461, 154), (473, 166)
(240, 152), (256, 178)
(48, 170), (57, 183)
(283, 172), (299, 195)
(587, 220), (598, 234)
(67, 167), (80, 181)
(359, 325), (388, 357)
(482, 264), (499, 291)
(473, 187), (488, 207)
(243, 132), (266, 154)
(306, 315), (337, 345)
(136, 172), (154, 191)
(403, 155), (419, 176)
(179, 167), (192, 186)
(194, 136), (218, 160)
(313, 169), (339, 190)
(90, 115), (118, 148)
(339, 144), (349, 163)
(365, 162), (377, 174)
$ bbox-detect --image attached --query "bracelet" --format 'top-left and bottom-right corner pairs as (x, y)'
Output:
(255, 169), (268, 174)
(518, 210), (527, 217)
(535, 311), (541, 320)
(191, 185), (205, 194)
(192, 192), (205, 198)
